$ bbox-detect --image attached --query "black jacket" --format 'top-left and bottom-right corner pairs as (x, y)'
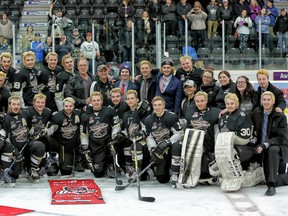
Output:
(274, 14), (288, 33)
(252, 107), (288, 162)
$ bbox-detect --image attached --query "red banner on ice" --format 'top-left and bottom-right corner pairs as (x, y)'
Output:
(48, 179), (105, 205)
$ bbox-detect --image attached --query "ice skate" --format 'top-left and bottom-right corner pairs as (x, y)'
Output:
(0, 169), (16, 187)
(29, 168), (40, 183)
(170, 174), (178, 188)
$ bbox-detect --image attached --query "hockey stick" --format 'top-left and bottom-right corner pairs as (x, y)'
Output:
(115, 160), (155, 191)
(133, 138), (155, 202)
(1, 140), (30, 185)
(109, 140), (123, 185)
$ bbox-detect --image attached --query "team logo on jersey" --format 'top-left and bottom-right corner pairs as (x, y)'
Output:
(190, 117), (210, 131)
(151, 127), (170, 143)
(60, 123), (78, 139)
(12, 125), (29, 142)
(128, 123), (140, 136)
(30, 73), (39, 93)
(33, 120), (45, 129)
(90, 121), (109, 138)
(48, 75), (57, 93)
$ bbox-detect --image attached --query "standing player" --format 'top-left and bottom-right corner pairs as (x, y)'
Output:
(0, 95), (46, 182)
(80, 91), (121, 177)
(145, 96), (183, 187)
(0, 52), (16, 91)
(48, 97), (83, 176)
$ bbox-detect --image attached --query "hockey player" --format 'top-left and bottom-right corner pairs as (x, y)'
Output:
(216, 93), (262, 191)
(0, 52), (16, 91)
(89, 64), (113, 106)
(48, 97), (83, 175)
(80, 91), (121, 177)
(12, 51), (40, 106)
(0, 95), (46, 182)
(180, 79), (197, 117)
(185, 91), (220, 179)
(55, 55), (75, 110)
(145, 96), (183, 187)
(120, 90), (151, 178)
(38, 52), (63, 112)
(24, 93), (52, 176)
(0, 72), (11, 118)
(252, 91), (288, 196)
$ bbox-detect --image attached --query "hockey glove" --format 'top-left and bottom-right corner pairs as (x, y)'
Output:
(112, 132), (126, 143)
(153, 139), (172, 159)
(81, 145), (90, 155)
(137, 100), (151, 116)
(108, 140), (118, 154)
(84, 105), (93, 114)
(130, 130), (146, 141)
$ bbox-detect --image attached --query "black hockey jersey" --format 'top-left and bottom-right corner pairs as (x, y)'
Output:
(185, 106), (220, 152)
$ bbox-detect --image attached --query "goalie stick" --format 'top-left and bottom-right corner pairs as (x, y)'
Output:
(125, 138), (155, 202)
(60, 149), (76, 179)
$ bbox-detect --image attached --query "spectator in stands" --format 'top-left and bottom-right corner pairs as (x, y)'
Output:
(55, 35), (73, 65)
(217, 0), (234, 38)
(0, 35), (10, 54)
(255, 69), (286, 112)
(215, 70), (236, 110)
(274, 8), (288, 54)
(134, 60), (157, 104)
(22, 25), (34, 52)
(155, 59), (183, 114)
(266, 0), (279, 37)
(31, 33), (47, 69)
(139, 10), (155, 45)
(44, 36), (53, 58)
(199, 69), (220, 107)
(0, 12), (13, 45)
(118, 0), (134, 27)
(162, 0), (177, 35)
(80, 32), (100, 75)
(70, 28), (85, 70)
(175, 55), (203, 88)
(207, 0), (219, 40)
(234, 9), (253, 53)
(180, 79), (197, 117)
(148, 0), (162, 23)
(187, 1), (208, 50)
(113, 62), (137, 100)
(176, 0), (192, 37)
(229, 75), (257, 115)
(119, 20), (133, 62)
(49, 1), (73, 43)
(234, 0), (250, 18)
(249, 0), (261, 25)
(65, 58), (94, 109)
(255, 7), (270, 49)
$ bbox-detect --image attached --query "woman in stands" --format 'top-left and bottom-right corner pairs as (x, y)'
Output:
(199, 69), (219, 107)
(22, 25), (34, 52)
(215, 70), (235, 110)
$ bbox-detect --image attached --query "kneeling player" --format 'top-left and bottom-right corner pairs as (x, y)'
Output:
(216, 93), (263, 191)
(182, 91), (220, 186)
(145, 96), (183, 187)
(80, 91), (121, 177)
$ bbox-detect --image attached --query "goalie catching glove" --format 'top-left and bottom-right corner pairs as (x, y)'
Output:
(152, 139), (172, 160)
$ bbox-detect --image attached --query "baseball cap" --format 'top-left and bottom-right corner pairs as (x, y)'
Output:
(73, 28), (79, 32)
(183, 80), (195, 87)
(161, 58), (174, 67)
(86, 32), (92, 37)
(35, 33), (40, 37)
(223, 0), (228, 3)
(97, 64), (108, 71)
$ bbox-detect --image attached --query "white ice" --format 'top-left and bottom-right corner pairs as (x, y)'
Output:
(1, 171), (288, 216)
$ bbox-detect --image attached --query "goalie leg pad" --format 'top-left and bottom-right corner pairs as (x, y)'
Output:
(215, 132), (243, 192)
(177, 129), (205, 188)
(241, 162), (265, 188)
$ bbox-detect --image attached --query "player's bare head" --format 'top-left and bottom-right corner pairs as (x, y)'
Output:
(140, 60), (152, 68)
(261, 91), (275, 103)
(180, 55), (192, 64)
(152, 96), (165, 107)
(126, 90), (138, 99)
(110, 88), (122, 97)
(22, 51), (36, 68)
(63, 97), (75, 106)
(0, 52), (12, 61)
(8, 95), (21, 113)
(62, 55), (74, 70)
(0, 71), (7, 78)
(22, 51), (35, 62)
(0, 71), (6, 86)
(256, 69), (269, 79)
(140, 60), (152, 77)
(33, 93), (47, 103)
(45, 52), (58, 62)
(90, 91), (104, 101)
(110, 88), (122, 105)
(225, 93), (239, 107)
(195, 91), (208, 100)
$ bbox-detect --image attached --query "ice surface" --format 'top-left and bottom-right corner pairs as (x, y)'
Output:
(0, 170), (287, 216)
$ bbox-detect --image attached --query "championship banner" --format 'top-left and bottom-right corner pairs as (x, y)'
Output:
(48, 179), (105, 205)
